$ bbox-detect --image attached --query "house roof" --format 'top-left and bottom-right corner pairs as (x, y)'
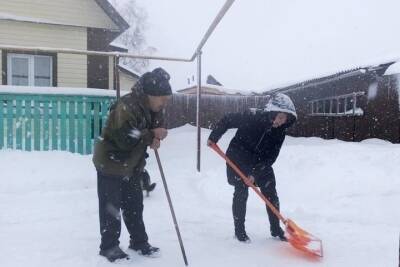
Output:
(94, 0), (129, 32)
(109, 41), (129, 52)
(265, 61), (395, 95)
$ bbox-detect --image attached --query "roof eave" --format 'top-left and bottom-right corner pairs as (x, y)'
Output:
(94, 0), (130, 32)
(264, 61), (396, 95)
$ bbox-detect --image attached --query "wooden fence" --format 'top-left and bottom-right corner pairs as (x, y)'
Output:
(165, 94), (269, 129)
(0, 90), (114, 154)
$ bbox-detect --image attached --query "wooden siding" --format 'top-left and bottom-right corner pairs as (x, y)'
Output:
(0, 0), (118, 30)
(0, 20), (87, 87)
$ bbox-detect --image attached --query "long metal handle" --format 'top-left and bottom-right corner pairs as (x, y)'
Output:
(154, 149), (189, 266)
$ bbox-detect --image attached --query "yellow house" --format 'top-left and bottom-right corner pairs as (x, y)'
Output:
(0, 0), (129, 89)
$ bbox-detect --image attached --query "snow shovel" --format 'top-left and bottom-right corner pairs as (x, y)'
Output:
(209, 142), (323, 258)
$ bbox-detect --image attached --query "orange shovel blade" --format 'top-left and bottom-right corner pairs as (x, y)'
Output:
(285, 219), (323, 257)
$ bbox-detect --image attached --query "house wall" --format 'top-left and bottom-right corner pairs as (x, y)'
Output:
(119, 71), (137, 91)
(87, 28), (116, 89)
(0, 0), (118, 30)
(0, 20), (87, 87)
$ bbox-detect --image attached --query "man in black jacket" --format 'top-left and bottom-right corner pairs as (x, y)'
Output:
(208, 93), (297, 242)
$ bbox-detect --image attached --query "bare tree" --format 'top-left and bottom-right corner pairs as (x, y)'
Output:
(109, 0), (156, 73)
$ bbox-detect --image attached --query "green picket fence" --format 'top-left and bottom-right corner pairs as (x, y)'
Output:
(0, 92), (114, 155)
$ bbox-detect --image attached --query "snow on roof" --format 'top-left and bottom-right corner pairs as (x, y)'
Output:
(204, 84), (256, 95)
(177, 84), (257, 96)
(384, 61), (400, 76)
(0, 85), (128, 97)
(110, 41), (128, 50)
(265, 59), (397, 93)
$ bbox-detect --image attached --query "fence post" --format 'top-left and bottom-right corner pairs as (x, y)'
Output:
(15, 97), (23, 150)
(43, 101), (50, 151)
(7, 99), (13, 149)
(51, 100), (58, 151)
(0, 98), (3, 149)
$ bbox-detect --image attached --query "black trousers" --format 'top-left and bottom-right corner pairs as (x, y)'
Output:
(97, 172), (148, 251)
(227, 166), (281, 235)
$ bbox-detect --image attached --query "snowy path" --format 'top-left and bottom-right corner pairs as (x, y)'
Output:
(1, 125), (399, 266)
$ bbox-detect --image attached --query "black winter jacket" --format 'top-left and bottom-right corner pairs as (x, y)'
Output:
(209, 110), (295, 178)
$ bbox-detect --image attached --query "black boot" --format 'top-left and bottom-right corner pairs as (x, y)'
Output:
(235, 229), (251, 243)
(129, 241), (160, 256)
(271, 227), (287, 242)
(144, 182), (156, 192)
(140, 170), (157, 196)
(99, 246), (129, 262)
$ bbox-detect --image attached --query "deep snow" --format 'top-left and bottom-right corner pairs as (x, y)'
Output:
(1, 125), (399, 266)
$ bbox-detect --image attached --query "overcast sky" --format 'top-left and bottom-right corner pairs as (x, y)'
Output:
(136, 0), (400, 92)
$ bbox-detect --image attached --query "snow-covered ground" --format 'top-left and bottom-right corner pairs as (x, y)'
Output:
(1, 125), (399, 267)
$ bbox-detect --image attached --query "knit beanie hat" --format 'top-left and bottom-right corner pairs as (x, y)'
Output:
(141, 68), (172, 96)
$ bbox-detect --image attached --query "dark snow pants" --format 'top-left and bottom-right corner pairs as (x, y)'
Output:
(227, 165), (282, 235)
(97, 172), (148, 251)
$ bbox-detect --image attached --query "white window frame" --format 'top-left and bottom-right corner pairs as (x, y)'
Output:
(7, 53), (53, 86)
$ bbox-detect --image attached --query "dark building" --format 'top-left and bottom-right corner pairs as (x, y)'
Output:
(265, 62), (400, 143)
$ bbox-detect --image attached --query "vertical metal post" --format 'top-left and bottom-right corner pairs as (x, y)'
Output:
(196, 51), (202, 172)
(114, 56), (120, 100)
(352, 92), (357, 141)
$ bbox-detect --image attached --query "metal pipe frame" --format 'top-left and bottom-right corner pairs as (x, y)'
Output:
(0, 0), (237, 173)
(0, 44), (192, 62)
(0, 0), (235, 64)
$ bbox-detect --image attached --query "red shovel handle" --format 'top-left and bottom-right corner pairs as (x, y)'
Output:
(209, 142), (286, 223)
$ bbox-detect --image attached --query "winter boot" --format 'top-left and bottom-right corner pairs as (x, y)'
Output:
(234, 217), (250, 243)
(99, 245), (129, 262)
(271, 227), (287, 242)
(235, 230), (251, 243)
(129, 241), (160, 256)
(140, 170), (157, 196)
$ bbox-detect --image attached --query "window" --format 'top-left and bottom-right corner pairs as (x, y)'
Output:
(7, 53), (53, 86)
(312, 101), (317, 114)
(331, 99), (338, 113)
(317, 100), (323, 113)
(324, 99), (330, 113)
(308, 92), (365, 117)
(338, 98), (345, 113)
(345, 97), (353, 113)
